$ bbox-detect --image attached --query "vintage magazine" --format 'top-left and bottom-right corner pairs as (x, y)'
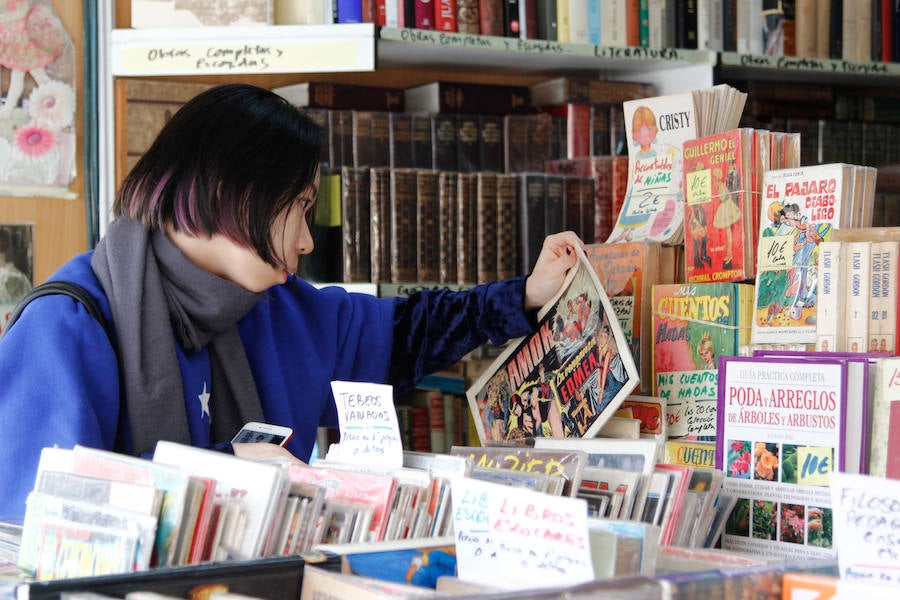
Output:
(466, 246), (639, 443)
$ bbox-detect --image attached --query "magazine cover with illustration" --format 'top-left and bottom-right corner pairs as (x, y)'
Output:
(466, 247), (639, 444)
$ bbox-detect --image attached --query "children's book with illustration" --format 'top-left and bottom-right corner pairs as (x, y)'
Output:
(751, 163), (857, 346)
(465, 246), (639, 443)
(607, 85), (746, 245)
(715, 355), (853, 560)
(584, 241), (667, 395)
(651, 282), (754, 439)
(682, 128), (755, 283)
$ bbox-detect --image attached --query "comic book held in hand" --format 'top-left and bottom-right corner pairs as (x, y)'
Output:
(466, 246), (639, 444)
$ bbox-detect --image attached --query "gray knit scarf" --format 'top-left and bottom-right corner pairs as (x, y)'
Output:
(91, 218), (265, 456)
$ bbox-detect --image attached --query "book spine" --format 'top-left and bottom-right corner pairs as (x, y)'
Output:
(844, 241), (872, 353)
(416, 0), (436, 27)
(872, 241), (899, 354)
(390, 168), (419, 283)
(417, 171), (441, 283)
(722, 0), (738, 51)
(456, 173), (478, 284)
(503, 0), (521, 35)
(328, 110), (353, 169)
(478, 115), (504, 173)
(815, 240), (845, 352)
(456, 114), (481, 173)
(496, 173), (518, 279)
(431, 114), (459, 172)
(336, 0), (364, 22)
(351, 111), (373, 168)
(589, 103), (611, 156)
(518, 173), (548, 274)
(536, 0), (558, 39)
(625, 0), (641, 46)
(589, 156), (614, 242)
(578, 177), (596, 244)
(438, 171), (459, 283)
(457, 0), (481, 32)
(587, 0), (601, 43)
(389, 112), (414, 169)
(412, 114), (434, 170)
(362, 0), (378, 21)
(369, 167), (392, 283)
(340, 166), (371, 282)
(370, 111), (391, 168)
(556, 0), (571, 41)
(544, 174), (565, 236)
(435, 0), (458, 29)
(520, 0), (538, 37)
(476, 173), (499, 284)
(480, 0), (505, 33)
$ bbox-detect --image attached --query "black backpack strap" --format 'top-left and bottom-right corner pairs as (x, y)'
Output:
(3, 280), (113, 344)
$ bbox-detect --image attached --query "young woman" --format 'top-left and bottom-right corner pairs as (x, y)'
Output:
(0, 84), (582, 519)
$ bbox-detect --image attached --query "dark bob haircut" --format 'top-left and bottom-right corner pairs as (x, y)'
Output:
(114, 83), (322, 267)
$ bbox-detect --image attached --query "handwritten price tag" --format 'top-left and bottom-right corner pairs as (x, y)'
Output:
(451, 476), (594, 591)
(328, 381), (403, 468)
(831, 472), (900, 586)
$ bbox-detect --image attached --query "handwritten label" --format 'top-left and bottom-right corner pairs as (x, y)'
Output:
(685, 168), (711, 205)
(831, 472), (900, 585)
(113, 37), (374, 76)
(797, 447), (832, 486)
(728, 52), (897, 76)
(328, 381), (403, 468)
(451, 476), (594, 590)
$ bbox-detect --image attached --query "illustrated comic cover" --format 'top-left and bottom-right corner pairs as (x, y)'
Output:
(682, 128), (754, 283)
(651, 282), (754, 439)
(607, 92), (697, 245)
(750, 163), (856, 346)
(466, 246), (639, 443)
(716, 356), (851, 560)
(585, 241), (664, 394)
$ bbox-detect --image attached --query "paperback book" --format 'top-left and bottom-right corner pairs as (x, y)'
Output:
(465, 246), (639, 443)
(651, 282), (754, 439)
(751, 163), (856, 346)
(716, 356), (852, 560)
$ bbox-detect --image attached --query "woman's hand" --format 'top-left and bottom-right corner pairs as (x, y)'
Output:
(524, 231), (584, 311)
(232, 442), (306, 466)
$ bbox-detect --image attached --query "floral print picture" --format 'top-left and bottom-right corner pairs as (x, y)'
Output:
(0, 0), (75, 197)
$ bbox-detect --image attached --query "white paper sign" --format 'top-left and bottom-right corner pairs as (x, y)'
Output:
(831, 472), (900, 586)
(328, 381), (403, 468)
(451, 476), (594, 591)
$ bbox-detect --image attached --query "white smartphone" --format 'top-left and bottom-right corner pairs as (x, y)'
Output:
(231, 421), (294, 447)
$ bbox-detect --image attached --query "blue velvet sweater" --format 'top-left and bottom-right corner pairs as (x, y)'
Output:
(0, 251), (534, 520)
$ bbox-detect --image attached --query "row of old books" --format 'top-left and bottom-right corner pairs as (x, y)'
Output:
(273, 78), (653, 174)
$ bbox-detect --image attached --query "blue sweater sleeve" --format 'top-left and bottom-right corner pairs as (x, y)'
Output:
(388, 276), (536, 396)
(0, 294), (120, 520)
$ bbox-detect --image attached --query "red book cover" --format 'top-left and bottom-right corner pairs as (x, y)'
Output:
(682, 129), (754, 284)
(625, 0), (640, 46)
(435, 0), (457, 30)
(376, 0), (387, 24)
(362, 0), (377, 21)
(541, 103), (590, 159)
(610, 155), (629, 229)
(478, 0), (504, 34)
(416, 0), (436, 27)
(883, 0), (894, 62)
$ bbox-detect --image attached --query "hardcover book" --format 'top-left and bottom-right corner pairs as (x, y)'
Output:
(715, 356), (853, 560)
(651, 282), (755, 439)
(465, 246), (639, 443)
(750, 163), (855, 346)
(437, 171), (458, 284)
(340, 166), (372, 283)
(272, 82), (404, 112)
(867, 356), (900, 479)
(475, 172), (498, 284)
(390, 168), (419, 283)
(404, 81), (530, 116)
(369, 167), (392, 283)
(456, 173), (478, 285)
(495, 173), (518, 280)
(529, 77), (655, 108)
(416, 170), (440, 283)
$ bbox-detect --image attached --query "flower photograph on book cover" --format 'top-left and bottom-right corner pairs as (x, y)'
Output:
(779, 503), (805, 545)
(727, 439), (752, 479)
(752, 500), (777, 541)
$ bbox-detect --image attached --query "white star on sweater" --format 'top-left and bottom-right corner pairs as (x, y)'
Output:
(198, 382), (210, 421)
